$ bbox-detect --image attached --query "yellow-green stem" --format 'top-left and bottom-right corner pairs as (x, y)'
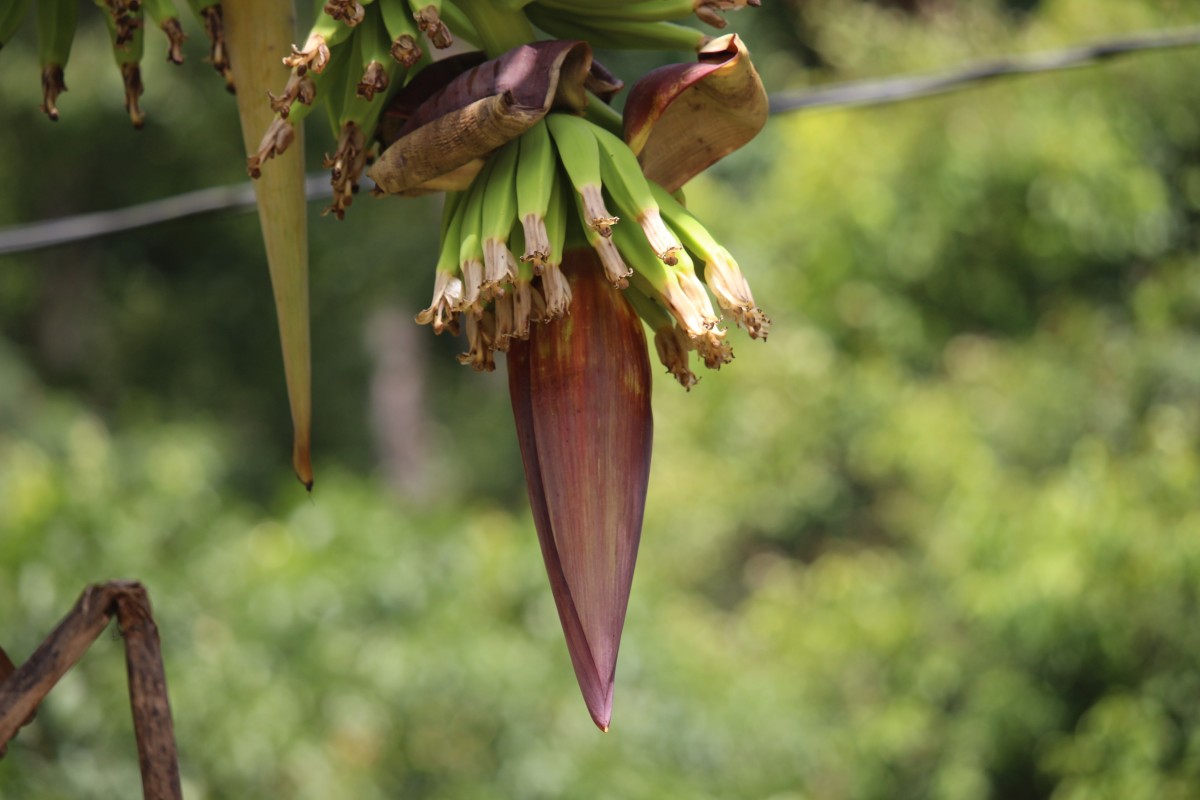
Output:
(455, 0), (535, 58)
(225, 0), (314, 488)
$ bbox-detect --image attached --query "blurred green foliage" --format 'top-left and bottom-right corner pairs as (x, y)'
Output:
(3, 0), (1200, 797)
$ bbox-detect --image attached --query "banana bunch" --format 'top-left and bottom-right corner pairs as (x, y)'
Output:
(416, 112), (768, 385)
(251, 0), (496, 218)
(0, 0), (234, 124)
(522, 0), (757, 50)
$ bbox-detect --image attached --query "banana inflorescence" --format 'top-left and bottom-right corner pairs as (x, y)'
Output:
(244, 0), (759, 215)
(415, 111), (768, 386)
(2, 0), (234, 123)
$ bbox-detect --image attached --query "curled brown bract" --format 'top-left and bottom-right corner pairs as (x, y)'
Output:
(622, 34), (768, 192)
(369, 41), (596, 196)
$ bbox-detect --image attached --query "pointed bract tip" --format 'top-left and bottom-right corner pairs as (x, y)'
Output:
(588, 691), (613, 733)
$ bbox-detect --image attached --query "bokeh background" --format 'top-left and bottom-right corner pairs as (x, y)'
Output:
(4, 0), (1200, 797)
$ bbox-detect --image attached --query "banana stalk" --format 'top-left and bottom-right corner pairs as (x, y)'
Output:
(225, 0), (313, 489)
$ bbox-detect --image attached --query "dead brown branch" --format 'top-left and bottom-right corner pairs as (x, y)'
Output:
(0, 581), (182, 800)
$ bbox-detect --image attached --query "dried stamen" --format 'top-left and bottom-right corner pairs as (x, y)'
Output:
(283, 33), (331, 74)
(390, 35), (422, 67)
(520, 214), (551, 273)
(247, 118), (296, 178)
(580, 185), (619, 237)
(541, 264), (572, 318)
(323, 0), (365, 26)
(413, 6), (452, 48)
(269, 73), (316, 117)
(356, 61), (389, 101)
(415, 272), (463, 335)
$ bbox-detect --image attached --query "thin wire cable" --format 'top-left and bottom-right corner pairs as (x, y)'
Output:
(0, 175), (332, 256)
(769, 24), (1200, 113)
(2, 24), (1199, 256)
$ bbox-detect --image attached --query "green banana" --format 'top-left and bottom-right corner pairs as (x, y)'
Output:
(648, 181), (769, 339)
(323, 25), (398, 218)
(612, 213), (709, 340)
(355, 1), (395, 100)
(572, 175), (631, 288)
(417, 190), (468, 335)
(480, 138), (520, 292)
(36, 0), (76, 120)
(516, 119), (556, 269)
(485, 0), (533, 12)
(534, 0), (755, 28)
(540, 173), (572, 317)
(97, 0), (140, 47)
(524, 6), (708, 51)
(509, 221), (535, 339)
(458, 309), (497, 372)
(457, 156), (493, 315)
(440, 0), (484, 51)
(624, 285), (698, 389)
(545, 112), (619, 237)
(250, 38), (355, 177)
(449, 0), (533, 58)
(143, 0), (186, 64)
(1, 0), (32, 51)
(379, 0), (422, 65)
(592, 121), (683, 265)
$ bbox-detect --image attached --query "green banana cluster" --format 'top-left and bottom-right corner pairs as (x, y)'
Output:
(416, 112), (768, 384)
(522, 0), (757, 50)
(1, 0), (232, 124)
(251, 0), (484, 218)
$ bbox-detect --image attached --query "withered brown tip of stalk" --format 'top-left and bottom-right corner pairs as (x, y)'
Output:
(160, 19), (186, 64)
(40, 65), (66, 121)
(356, 62), (389, 101)
(391, 35), (422, 68)
(120, 63), (146, 129)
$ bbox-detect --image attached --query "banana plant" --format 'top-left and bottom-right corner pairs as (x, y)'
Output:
(0, 5), (769, 784)
(359, 32), (768, 728)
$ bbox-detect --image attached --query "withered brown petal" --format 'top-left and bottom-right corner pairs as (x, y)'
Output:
(507, 249), (653, 732)
(585, 59), (624, 104)
(370, 41), (594, 196)
(622, 33), (768, 193)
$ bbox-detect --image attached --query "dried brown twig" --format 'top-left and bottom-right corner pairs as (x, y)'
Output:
(0, 582), (182, 800)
